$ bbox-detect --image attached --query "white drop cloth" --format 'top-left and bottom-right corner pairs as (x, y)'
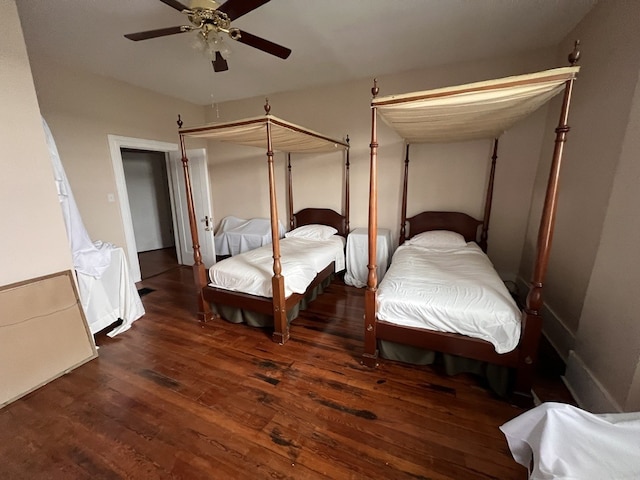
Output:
(344, 228), (394, 288)
(500, 402), (640, 479)
(214, 216), (285, 256)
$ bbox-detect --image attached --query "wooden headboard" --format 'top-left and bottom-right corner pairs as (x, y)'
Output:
(406, 211), (482, 244)
(293, 208), (348, 237)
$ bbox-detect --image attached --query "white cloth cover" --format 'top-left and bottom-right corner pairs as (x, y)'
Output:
(377, 243), (521, 353)
(214, 216), (286, 256)
(500, 402), (640, 479)
(43, 117), (144, 336)
(180, 115), (349, 154)
(76, 247), (145, 337)
(344, 228), (394, 288)
(209, 236), (345, 298)
(43, 117), (111, 277)
(373, 66), (579, 143)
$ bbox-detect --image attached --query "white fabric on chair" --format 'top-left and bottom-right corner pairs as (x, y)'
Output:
(43, 117), (144, 337)
(76, 246), (145, 337)
(500, 402), (640, 479)
(43, 117), (111, 277)
(214, 216), (285, 256)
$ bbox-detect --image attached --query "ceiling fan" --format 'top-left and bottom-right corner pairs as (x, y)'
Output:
(124, 0), (291, 72)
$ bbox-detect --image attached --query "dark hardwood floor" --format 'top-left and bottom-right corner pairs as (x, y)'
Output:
(0, 267), (574, 479)
(139, 247), (180, 280)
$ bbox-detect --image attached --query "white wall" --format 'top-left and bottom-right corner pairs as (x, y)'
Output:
(122, 149), (175, 252)
(518, 0), (640, 412)
(24, 57), (205, 264)
(203, 49), (555, 280)
(0, 0), (72, 285)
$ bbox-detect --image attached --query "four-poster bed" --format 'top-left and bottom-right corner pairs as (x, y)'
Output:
(178, 101), (350, 344)
(363, 43), (581, 405)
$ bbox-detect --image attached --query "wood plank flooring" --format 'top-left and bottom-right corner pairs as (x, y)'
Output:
(0, 267), (573, 479)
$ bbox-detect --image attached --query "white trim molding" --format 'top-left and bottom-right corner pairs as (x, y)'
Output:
(107, 135), (179, 283)
(564, 350), (623, 413)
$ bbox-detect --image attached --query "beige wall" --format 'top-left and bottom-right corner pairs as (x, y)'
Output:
(25, 57), (206, 256)
(1, 0), (96, 408)
(0, 0), (72, 285)
(204, 49), (555, 280)
(518, 0), (640, 411)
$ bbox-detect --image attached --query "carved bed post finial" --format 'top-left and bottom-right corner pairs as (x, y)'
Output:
(264, 98), (271, 115)
(177, 114), (183, 128)
(569, 40), (581, 66)
(372, 78), (379, 98)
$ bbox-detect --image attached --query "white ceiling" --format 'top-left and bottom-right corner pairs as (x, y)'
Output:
(16, 0), (596, 106)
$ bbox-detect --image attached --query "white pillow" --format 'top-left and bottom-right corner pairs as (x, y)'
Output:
(405, 230), (467, 248)
(285, 224), (338, 241)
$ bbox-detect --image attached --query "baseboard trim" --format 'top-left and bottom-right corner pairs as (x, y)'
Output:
(515, 276), (575, 361)
(564, 350), (622, 413)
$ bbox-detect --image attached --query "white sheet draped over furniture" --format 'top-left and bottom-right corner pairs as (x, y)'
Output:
(76, 246), (145, 336)
(214, 216), (285, 256)
(500, 402), (640, 479)
(344, 228), (393, 288)
(43, 117), (144, 337)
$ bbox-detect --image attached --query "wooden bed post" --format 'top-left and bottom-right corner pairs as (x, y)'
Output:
(399, 144), (410, 245)
(345, 135), (350, 233)
(363, 79), (380, 367)
(287, 153), (294, 231)
(178, 115), (213, 322)
(479, 138), (498, 252)
(515, 41), (581, 403)
(263, 101), (288, 344)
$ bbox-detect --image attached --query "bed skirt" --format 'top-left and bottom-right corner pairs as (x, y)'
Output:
(211, 275), (333, 328)
(378, 340), (512, 398)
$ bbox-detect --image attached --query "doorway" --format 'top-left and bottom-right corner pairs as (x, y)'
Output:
(108, 135), (216, 283)
(121, 148), (179, 280)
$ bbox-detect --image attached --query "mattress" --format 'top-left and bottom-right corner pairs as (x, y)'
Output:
(377, 242), (521, 354)
(209, 235), (345, 298)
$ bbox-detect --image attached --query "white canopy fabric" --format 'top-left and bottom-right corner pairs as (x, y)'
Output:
(373, 66), (580, 144)
(180, 115), (349, 154)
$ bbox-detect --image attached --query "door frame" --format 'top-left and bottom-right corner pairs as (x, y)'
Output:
(108, 135), (181, 283)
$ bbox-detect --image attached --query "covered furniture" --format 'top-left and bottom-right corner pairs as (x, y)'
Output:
(44, 117), (144, 338)
(363, 43), (581, 405)
(500, 402), (640, 479)
(214, 215), (286, 257)
(177, 101), (350, 344)
(344, 228), (393, 288)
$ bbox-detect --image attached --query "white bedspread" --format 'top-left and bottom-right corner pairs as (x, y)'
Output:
(500, 402), (640, 479)
(377, 243), (521, 353)
(214, 216), (286, 256)
(209, 235), (345, 298)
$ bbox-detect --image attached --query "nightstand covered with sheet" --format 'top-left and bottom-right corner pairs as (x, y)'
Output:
(344, 228), (394, 288)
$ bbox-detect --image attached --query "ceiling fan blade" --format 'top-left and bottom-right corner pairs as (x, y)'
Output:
(212, 51), (229, 72)
(217, 0), (271, 21)
(124, 26), (191, 41)
(158, 0), (190, 12)
(234, 30), (291, 59)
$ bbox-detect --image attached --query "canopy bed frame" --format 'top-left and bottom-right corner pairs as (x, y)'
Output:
(177, 100), (350, 344)
(363, 43), (581, 405)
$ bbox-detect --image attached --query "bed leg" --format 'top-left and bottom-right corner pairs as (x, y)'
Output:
(272, 329), (290, 345)
(196, 291), (215, 322)
(511, 312), (543, 407)
(361, 351), (379, 368)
